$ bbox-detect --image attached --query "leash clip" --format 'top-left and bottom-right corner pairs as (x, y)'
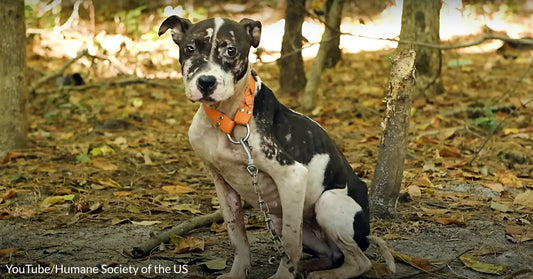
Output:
(227, 123), (251, 144)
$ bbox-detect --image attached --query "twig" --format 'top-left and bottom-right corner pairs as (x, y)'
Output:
(28, 49), (89, 95)
(126, 210), (223, 258)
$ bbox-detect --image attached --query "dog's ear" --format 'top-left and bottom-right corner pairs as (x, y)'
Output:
(158, 15), (192, 45)
(239, 18), (262, 48)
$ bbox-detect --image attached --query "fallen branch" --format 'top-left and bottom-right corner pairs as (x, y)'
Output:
(127, 210), (223, 258)
(34, 77), (179, 95)
(29, 49), (89, 95)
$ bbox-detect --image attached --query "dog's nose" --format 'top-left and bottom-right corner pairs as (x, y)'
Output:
(197, 75), (217, 94)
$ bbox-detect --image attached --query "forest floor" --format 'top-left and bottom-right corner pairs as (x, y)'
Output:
(1, 7), (533, 279)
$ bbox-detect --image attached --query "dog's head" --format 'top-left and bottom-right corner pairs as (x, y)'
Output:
(159, 16), (261, 103)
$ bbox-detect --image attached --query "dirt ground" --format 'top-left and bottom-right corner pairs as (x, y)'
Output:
(2, 7), (533, 278)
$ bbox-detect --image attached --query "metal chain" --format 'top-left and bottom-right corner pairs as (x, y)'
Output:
(228, 125), (301, 278)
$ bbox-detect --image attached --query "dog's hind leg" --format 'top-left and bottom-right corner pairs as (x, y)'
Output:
(307, 189), (372, 279)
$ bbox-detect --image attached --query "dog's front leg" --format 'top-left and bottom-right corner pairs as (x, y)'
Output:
(266, 163), (308, 279)
(210, 168), (251, 279)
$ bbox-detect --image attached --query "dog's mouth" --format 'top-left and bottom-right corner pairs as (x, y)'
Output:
(189, 96), (216, 103)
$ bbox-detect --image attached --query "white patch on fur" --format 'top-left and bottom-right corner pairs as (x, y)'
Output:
(304, 154), (329, 211)
(315, 186), (362, 237)
(210, 18), (224, 60)
(285, 133), (291, 143)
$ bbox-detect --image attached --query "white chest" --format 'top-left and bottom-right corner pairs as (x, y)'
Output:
(188, 109), (282, 213)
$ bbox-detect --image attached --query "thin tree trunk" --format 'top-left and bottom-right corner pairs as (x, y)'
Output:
(398, 0), (443, 96)
(369, 49), (415, 219)
(279, 0), (307, 94)
(301, 0), (344, 111)
(0, 1), (28, 155)
(322, 0), (342, 69)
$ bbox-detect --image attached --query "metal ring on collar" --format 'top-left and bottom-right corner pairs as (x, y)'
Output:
(227, 123), (250, 144)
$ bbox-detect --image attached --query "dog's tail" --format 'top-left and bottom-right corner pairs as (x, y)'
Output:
(367, 235), (396, 273)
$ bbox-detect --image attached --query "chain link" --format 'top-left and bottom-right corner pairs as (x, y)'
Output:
(230, 129), (301, 278)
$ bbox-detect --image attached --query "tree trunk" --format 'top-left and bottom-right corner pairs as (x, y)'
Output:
(322, 0), (342, 69)
(0, 1), (28, 155)
(398, 0), (443, 97)
(369, 49), (415, 219)
(279, 0), (307, 94)
(301, 0), (344, 111)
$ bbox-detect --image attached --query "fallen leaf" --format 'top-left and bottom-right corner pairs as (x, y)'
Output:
(434, 218), (466, 226)
(437, 127), (457, 140)
(34, 163), (58, 173)
(41, 195), (73, 207)
(508, 97), (523, 109)
(481, 182), (504, 193)
(93, 177), (122, 188)
(162, 184), (195, 195)
(496, 170), (523, 188)
(89, 145), (115, 157)
(92, 158), (118, 171)
(503, 127), (520, 135)
(171, 236), (204, 253)
(459, 254), (506, 275)
(407, 185), (422, 198)
(0, 248), (18, 257)
(490, 201), (513, 213)
(210, 222), (227, 233)
(420, 207), (450, 215)
(505, 225), (533, 242)
(200, 258), (226, 271)
(76, 154), (91, 163)
(439, 146), (462, 158)
(131, 220), (162, 226)
(113, 191), (131, 197)
(391, 250), (439, 270)
(2, 190), (16, 201)
(414, 173), (433, 187)
(2, 152), (24, 164)
(513, 190), (533, 208)
(111, 217), (130, 225)
(172, 204), (202, 214)
(127, 204), (141, 213)
(442, 160), (467, 169)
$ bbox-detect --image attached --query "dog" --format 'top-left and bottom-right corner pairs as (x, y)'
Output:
(159, 16), (395, 279)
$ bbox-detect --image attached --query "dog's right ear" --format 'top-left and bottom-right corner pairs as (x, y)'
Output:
(158, 16), (192, 45)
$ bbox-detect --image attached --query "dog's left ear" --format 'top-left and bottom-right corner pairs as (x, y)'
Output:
(158, 15), (192, 45)
(239, 18), (262, 48)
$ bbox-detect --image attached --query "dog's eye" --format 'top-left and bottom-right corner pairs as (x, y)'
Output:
(185, 45), (195, 54)
(226, 47), (237, 57)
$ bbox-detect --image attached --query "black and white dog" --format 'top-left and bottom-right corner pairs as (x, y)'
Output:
(159, 16), (395, 279)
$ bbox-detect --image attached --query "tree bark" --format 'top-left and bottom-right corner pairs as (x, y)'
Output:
(322, 0), (342, 69)
(369, 49), (415, 219)
(0, 1), (28, 155)
(301, 0), (344, 111)
(398, 0), (443, 97)
(279, 0), (307, 94)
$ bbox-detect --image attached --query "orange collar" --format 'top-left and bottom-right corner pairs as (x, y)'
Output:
(203, 76), (256, 134)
